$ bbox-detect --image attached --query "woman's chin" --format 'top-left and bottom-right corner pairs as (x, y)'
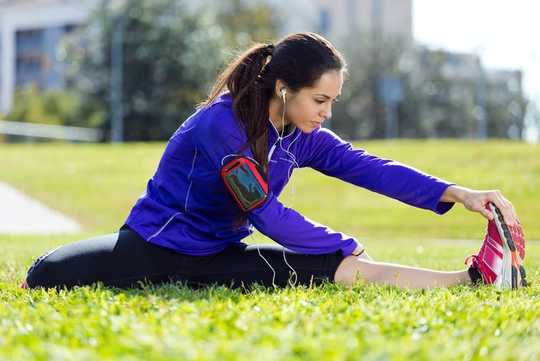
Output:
(299, 125), (321, 134)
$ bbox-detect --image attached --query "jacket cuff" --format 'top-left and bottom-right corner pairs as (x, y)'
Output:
(341, 240), (363, 257)
(433, 182), (456, 215)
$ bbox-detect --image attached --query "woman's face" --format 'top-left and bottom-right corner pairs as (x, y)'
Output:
(285, 70), (344, 134)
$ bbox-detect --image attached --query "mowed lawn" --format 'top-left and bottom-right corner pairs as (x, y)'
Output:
(1, 140), (539, 360)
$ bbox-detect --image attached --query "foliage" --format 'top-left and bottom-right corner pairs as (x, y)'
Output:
(64, 0), (277, 141)
(5, 2), (528, 142)
(6, 86), (96, 126)
(332, 35), (407, 139)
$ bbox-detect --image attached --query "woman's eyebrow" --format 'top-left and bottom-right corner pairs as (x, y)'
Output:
(315, 93), (341, 99)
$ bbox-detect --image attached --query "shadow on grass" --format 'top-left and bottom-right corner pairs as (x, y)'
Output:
(10, 278), (349, 305)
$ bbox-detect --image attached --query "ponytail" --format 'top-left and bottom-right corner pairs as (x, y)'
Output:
(199, 43), (275, 172)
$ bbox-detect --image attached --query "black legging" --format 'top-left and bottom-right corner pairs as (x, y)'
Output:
(25, 225), (345, 290)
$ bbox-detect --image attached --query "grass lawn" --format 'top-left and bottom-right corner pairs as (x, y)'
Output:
(1, 140), (539, 360)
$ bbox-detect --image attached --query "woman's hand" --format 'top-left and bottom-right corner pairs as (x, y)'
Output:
(440, 185), (519, 226)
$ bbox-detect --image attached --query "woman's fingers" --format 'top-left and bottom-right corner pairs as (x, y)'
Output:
(489, 190), (517, 226)
(479, 205), (494, 221)
(501, 195), (519, 225)
(508, 202), (520, 226)
(466, 191), (494, 220)
(462, 188), (519, 226)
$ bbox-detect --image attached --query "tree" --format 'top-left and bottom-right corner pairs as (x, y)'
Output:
(64, 0), (277, 141)
(331, 37), (529, 140)
(330, 34), (410, 139)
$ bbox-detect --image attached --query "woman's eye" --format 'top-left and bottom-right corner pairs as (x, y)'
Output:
(315, 98), (339, 104)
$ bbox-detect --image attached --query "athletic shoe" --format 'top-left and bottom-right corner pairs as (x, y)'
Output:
(465, 202), (527, 289)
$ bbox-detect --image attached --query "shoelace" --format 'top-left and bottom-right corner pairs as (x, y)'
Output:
(464, 255), (475, 267)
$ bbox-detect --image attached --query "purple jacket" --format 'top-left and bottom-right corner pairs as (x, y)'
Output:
(124, 93), (454, 256)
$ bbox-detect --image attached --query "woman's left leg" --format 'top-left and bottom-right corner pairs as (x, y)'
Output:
(334, 255), (471, 289)
(182, 243), (346, 288)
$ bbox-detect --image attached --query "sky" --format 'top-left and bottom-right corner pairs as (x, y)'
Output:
(413, 0), (540, 103)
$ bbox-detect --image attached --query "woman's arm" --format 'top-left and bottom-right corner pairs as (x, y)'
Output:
(299, 128), (455, 215)
(440, 185), (519, 226)
(248, 193), (363, 256)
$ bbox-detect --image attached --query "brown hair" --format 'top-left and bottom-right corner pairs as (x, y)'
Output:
(199, 32), (346, 172)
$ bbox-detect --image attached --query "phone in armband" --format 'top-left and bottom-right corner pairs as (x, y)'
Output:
(220, 156), (269, 212)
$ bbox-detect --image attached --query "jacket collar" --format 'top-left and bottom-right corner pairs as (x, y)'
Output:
(267, 118), (297, 141)
(217, 92), (299, 144)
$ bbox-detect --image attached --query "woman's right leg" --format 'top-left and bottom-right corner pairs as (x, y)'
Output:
(334, 255), (471, 290)
(25, 226), (195, 289)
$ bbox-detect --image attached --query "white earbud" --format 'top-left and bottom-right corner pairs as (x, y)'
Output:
(278, 88), (287, 138)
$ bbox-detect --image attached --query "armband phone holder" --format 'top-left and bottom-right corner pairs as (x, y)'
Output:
(221, 156), (268, 212)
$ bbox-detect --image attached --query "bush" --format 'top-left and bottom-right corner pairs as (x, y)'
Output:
(6, 85), (105, 128)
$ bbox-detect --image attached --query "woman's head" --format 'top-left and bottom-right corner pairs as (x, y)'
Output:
(269, 67), (344, 134)
(263, 33), (346, 134)
(201, 32), (347, 170)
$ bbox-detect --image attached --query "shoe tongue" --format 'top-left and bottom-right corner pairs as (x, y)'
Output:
(487, 220), (501, 239)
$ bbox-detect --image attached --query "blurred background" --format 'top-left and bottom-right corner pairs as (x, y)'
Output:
(0, 0), (538, 144)
(0, 0), (539, 275)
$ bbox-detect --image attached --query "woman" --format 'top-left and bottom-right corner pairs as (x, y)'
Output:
(23, 32), (526, 291)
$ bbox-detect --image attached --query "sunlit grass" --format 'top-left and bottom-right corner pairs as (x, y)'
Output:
(1, 140), (539, 360)
(0, 140), (538, 239)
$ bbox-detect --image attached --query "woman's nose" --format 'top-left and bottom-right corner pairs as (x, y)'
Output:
(321, 104), (332, 120)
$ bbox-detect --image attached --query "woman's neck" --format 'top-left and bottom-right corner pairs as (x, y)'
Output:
(268, 97), (290, 132)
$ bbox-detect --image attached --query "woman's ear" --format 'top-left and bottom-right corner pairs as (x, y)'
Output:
(274, 79), (289, 98)
(274, 80), (283, 98)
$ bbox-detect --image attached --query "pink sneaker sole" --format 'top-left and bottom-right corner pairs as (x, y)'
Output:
(489, 203), (527, 289)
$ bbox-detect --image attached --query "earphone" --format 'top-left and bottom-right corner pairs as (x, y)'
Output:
(253, 85), (299, 287)
(279, 88), (287, 139)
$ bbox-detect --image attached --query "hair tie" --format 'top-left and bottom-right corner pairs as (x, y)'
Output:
(263, 43), (275, 56)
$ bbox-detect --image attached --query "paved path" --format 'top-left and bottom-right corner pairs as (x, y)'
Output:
(0, 181), (80, 235)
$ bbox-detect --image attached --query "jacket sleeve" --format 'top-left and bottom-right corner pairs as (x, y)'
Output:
(300, 128), (455, 215)
(247, 193), (360, 255)
(194, 102), (361, 256)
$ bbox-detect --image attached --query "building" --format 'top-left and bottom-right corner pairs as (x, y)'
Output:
(268, 0), (412, 44)
(413, 45), (525, 138)
(0, 0), (98, 114)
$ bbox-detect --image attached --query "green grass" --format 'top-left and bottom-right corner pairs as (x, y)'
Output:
(1, 140), (540, 360)
(0, 140), (538, 239)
